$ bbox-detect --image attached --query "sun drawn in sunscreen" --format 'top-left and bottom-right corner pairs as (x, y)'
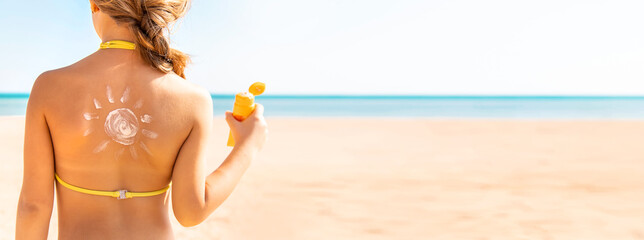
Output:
(83, 86), (158, 159)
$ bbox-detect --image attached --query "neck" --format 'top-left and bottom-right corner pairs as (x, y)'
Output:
(102, 37), (136, 44)
(100, 27), (136, 43)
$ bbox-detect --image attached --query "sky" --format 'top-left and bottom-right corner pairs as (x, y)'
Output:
(0, 0), (643, 95)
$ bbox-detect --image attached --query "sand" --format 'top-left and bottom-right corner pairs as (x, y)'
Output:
(2, 116), (644, 239)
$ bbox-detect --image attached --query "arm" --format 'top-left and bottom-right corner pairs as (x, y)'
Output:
(16, 73), (56, 239)
(171, 90), (259, 227)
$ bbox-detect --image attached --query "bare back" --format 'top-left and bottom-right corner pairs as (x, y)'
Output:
(39, 49), (210, 239)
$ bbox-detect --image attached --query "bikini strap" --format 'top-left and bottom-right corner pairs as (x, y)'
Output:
(54, 173), (171, 200)
(99, 40), (136, 50)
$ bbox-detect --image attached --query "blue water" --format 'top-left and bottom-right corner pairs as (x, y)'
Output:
(2, 93), (644, 119)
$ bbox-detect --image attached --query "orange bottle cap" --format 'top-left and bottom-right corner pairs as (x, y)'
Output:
(249, 82), (265, 96)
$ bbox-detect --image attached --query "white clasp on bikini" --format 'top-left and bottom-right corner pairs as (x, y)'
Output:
(117, 190), (128, 200)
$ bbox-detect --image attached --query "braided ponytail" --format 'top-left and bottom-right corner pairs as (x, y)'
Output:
(92, 0), (191, 78)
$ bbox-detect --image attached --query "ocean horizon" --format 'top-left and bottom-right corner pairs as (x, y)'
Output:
(2, 93), (644, 119)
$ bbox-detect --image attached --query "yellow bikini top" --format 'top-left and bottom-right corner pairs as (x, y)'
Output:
(99, 40), (136, 50)
(55, 173), (170, 200)
(53, 39), (169, 200)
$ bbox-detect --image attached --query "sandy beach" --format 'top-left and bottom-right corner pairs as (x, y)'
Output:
(2, 116), (644, 239)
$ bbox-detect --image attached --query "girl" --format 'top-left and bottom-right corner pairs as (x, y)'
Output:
(16, 1), (268, 239)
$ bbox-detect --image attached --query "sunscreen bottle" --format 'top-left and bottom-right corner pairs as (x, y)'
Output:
(227, 82), (266, 147)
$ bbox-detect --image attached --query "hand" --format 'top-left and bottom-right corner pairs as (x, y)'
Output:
(225, 103), (268, 152)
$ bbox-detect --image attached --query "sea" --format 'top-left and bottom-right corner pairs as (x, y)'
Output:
(2, 93), (644, 119)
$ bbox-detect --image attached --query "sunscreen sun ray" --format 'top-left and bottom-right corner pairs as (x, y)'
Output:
(120, 87), (130, 103)
(93, 140), (110, 153)
(93, 99), (102, 109)
(107, 86), (115, 103)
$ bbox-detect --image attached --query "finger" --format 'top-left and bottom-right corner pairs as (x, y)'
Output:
(251, 103), (264, 117)
(225, 111), (238, 126)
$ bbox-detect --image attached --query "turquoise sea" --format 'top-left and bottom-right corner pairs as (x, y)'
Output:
(2, 93), (644, 119)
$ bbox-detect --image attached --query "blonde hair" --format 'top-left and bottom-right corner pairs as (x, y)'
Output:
(92, 0), (191, 78)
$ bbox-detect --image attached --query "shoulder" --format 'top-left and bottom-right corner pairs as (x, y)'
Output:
(31, 68), (70, 91)
(159, 73), (213, 117)
(28, 53), (101, 112)
(30, 55), (93, 96)
(164, 73), (211, 103)
(28, 67), (75, 110)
